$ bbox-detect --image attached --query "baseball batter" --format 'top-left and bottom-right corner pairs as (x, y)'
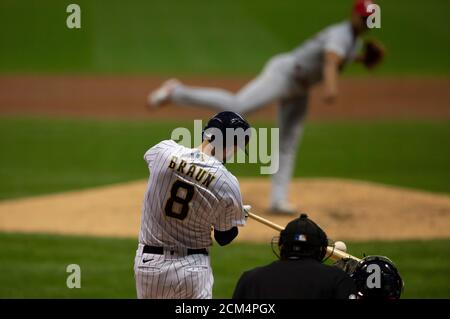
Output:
(148, 0), (384, 215)
(134, 111), (251, 299)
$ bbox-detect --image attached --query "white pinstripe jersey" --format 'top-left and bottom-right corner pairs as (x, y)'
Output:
(139, 140), (246, 249)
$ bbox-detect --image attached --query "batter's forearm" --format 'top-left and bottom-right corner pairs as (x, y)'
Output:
(214, 227), (238, 246)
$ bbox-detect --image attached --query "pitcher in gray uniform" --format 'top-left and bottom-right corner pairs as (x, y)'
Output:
(148, 0), (383, 215)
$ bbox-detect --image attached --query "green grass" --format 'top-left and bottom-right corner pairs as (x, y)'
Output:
(293, 120), (450, 193)
(0, 117), (189, 199)
(0, 0), (449, 75)
(0, 232), (449, 298)
(0, 117), (449, 200)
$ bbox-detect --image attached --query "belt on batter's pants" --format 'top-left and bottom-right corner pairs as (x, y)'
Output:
(143, 245), (208, 256)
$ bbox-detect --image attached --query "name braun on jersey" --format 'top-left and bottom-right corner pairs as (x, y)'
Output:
(168, 155), (216, 188)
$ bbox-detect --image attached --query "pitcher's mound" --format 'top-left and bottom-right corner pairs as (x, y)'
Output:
(0, 178), (449, 242)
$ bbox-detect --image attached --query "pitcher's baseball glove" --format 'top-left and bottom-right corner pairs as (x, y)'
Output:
(362, 40), (385, 69)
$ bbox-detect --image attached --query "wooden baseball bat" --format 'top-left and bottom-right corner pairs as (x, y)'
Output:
(247, 212), (361, 262)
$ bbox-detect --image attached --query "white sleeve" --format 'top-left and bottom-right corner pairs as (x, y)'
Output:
(214, 177), (246, 231)
(143, 148), (158, 169)
(143, 140), (171, 168)
(323, 27), (352, 58)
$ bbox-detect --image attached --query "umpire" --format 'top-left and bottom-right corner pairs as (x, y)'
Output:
(233, 214), (356, 299)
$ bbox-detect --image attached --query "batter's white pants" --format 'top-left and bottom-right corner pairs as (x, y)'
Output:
(134, 244), (213, 299)
(171, 53), (308, 206)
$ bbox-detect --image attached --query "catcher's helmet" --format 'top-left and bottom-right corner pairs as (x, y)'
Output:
(202, 111), (251, 150)
(278, 214), (328, 261)
(351, 255), (404, 299)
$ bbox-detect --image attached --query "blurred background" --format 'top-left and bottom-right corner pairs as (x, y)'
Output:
(0, 0), (449, 298)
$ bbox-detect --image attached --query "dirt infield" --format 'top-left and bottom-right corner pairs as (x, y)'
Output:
(1, 75), (449, 120)
(0, 178), (449, 242)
